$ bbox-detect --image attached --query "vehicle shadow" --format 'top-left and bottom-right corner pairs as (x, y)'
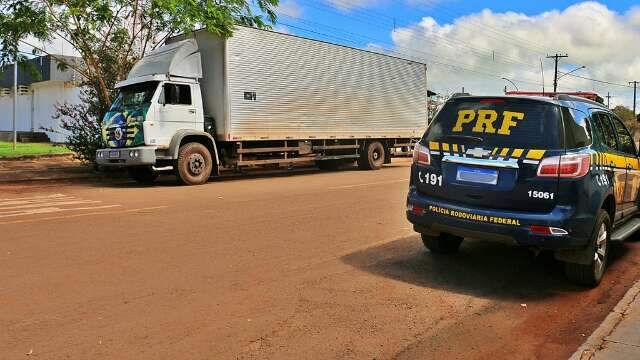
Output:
(341, 235), (628, 301)
(89, 160), (411, 188)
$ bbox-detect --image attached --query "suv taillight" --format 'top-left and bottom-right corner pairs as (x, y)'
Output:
(413, 143), (431, 166)
(537, 153), (590, 178)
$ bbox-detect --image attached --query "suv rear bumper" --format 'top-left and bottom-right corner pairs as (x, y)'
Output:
(96, 146), (157, 166)
(406, 187), (593, 249)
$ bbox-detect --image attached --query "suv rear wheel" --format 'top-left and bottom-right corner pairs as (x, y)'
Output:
(565, 210), (610, 287)
(175, 142), (213, 186)
(421, 233), (464, 254)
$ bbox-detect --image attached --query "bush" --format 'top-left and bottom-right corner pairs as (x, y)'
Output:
(45, 98), (103, 164)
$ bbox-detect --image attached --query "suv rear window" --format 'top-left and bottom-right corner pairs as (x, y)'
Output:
(425, 98), (562, 149)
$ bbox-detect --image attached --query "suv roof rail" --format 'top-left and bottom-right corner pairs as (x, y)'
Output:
(554, 94), (605, 108)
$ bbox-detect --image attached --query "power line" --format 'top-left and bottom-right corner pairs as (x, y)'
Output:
(297, 0), (544, 70)
(280, 22), (545, 88)
(280, 14), (552, 87)
(559, 72), (633, 88)
(314, 0), (558, 58)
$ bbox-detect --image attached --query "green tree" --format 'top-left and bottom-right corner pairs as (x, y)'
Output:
(0, 0), (278, 119)
(612, 105), (639, 136)
(1, 0), (278, 162)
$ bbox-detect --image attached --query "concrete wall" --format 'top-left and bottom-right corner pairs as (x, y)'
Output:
(0, 81), (82, 143)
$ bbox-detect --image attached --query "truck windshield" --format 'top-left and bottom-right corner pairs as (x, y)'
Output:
(425, 97), (562, 150)
(109, 81), (159, 112)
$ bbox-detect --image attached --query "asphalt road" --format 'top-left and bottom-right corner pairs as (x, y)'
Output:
(1, 159), (639, 359)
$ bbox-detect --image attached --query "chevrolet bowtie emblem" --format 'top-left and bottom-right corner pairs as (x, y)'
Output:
(466, 147), (491, 158)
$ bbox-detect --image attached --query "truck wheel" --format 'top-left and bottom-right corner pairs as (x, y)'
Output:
(358, 141), (385, 170)
(128, 167), (158, 184)
(175, 142), (213, 186)
(565, 210), (610, 287)
(421, 233), (463, 254)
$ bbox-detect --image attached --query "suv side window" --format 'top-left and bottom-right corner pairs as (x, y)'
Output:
(612, 116), (637, 155)
(162, 84), (192, 105)
(562, 107), (592, 148)
(593, 113), (618, 150)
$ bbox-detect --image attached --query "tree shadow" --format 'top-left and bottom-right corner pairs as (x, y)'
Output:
(341, 235), (628, 301)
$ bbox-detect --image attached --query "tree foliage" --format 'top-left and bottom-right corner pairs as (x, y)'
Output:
(612, 105), (639, 137)
(46, 90), (103, 163)
(0, 0), (279, 121)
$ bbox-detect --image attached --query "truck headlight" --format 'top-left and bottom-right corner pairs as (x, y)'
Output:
(129, 150), (139, 159)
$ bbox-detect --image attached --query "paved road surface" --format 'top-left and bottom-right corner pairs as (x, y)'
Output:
(1, 160), (639, 359)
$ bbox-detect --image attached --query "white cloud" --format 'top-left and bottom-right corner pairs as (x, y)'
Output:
(390, 1), (640, 108)
(274, 25), (292, 34)
(324, 0), (382, 11)
(277, 0), (303, 18)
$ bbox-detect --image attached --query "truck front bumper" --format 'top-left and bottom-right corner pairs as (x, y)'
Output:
(96, 146), (157, 166)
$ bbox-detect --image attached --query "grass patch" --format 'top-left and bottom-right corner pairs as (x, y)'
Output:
(0, 141), (73, 158)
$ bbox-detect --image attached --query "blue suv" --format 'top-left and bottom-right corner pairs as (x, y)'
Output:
(407, 95), (640, 286)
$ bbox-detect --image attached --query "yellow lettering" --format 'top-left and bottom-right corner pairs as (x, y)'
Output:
(472, 110), (498, 134)
(497, 111), (525, 135)
(453, 110), (476, 132)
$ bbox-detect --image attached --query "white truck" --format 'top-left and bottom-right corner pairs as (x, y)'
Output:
(96, 26), (428, 185)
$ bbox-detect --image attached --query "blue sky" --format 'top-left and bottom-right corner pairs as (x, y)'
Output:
(279, 0), (638, 49)
(276, 1), (640, 107)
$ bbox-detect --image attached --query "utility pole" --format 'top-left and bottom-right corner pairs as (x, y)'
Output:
(547, 53), (568, 93)
(630, 81), (639, 118)
(13, 60), (17, 151)
(606, 92), (613, 108)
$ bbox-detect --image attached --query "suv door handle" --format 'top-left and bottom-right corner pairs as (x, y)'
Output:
(189, 109), (196, 114)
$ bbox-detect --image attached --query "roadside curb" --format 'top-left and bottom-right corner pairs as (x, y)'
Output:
(0, 153), (75, 161)
(569, 280), (640, 360)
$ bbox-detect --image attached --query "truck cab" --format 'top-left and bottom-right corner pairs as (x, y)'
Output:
(96, 39), (218, 185)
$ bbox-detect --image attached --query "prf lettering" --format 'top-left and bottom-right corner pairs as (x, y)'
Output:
(452, 110), (525, 136)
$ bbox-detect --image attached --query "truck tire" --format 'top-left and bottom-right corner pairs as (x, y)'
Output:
(358, 141), (385, 170)
(421, 233), (463, 254)
(128, 167), (159, 184)
(175, 142), (213, 186)
(564, 210), (610, 287)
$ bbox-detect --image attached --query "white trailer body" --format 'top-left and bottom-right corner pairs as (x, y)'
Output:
(173, 27), (427, 141)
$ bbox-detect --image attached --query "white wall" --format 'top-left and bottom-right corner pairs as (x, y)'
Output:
(0, 81), (82, 143)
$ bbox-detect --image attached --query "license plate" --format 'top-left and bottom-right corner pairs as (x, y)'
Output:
(456, 166), (498, 185)
(109, 151), (120, 158)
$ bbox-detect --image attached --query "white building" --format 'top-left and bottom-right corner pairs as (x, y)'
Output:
(0, 55), (83, 143)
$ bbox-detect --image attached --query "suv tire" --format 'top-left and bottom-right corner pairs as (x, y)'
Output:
(565, 210), (610, 287)
(128, 167), (158, 184)
(421, 233), (464, 254)
(175, 142), (213, 186)
(358, 141), (385, 170)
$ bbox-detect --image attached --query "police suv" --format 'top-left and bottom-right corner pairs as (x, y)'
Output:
(407, 95), (640, 286)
